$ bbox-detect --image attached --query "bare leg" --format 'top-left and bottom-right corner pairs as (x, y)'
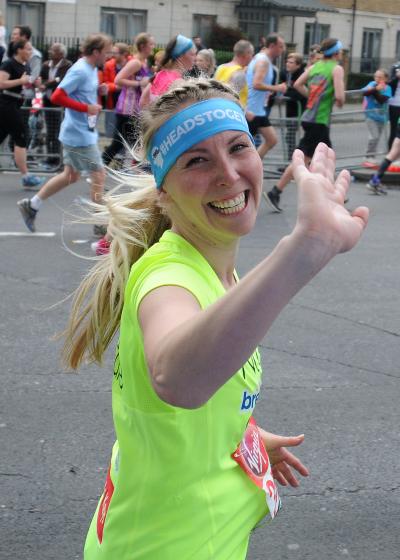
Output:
(276, 155), (311, 192)
(257, 126), (277, 159)
(89, 167), (106, 203)
(386, 137), (400, 163)
(14, 146), (29, 175)
(36, 165), (81, 201)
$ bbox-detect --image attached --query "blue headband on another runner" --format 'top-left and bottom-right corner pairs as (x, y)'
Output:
(147, 99), (254, 188)
(171, 35), (194, 59)
(322, 40), (343, 57)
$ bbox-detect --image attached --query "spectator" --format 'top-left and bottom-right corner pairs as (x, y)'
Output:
(151, 49), (165, 74)
(245, 33), (287, 160)
(214, 39), (254, 109)
(195, 48), (216, 77)
(279, 52), (307, 160)
(101, 42), (131, 137)
(102, 33), (154, 167)
(256, 36), (267, 53)
(17, 34), (112, 234)
(307, 44), (322, 68)
(192, 35), (206, 52)
(9, 26), (42, 104)
(40, 42), (72, 166)
(140, 34), (196, 108)
(0, 39), (43, 187)
(361, 68), (391, 165)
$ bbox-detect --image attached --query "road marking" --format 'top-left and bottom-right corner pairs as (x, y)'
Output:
(0, 231), (56, 237)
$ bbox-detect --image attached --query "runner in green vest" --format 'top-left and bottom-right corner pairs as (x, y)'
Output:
(265, 38), (345, 212)
(62, 77), (368, 559)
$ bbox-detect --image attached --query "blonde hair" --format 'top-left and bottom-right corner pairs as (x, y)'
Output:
(63, 78), (240, 370)
(196, 49), (216, 76)
(134, 32), (153, 53)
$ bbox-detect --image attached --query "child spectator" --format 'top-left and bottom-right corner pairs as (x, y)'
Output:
(362, 68), (391, 165)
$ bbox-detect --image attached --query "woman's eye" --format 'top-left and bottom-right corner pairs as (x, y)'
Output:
(185, 156), (206, 167)
(231, 142), (249, 153)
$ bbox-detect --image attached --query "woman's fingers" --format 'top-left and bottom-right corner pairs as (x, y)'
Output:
(308, 143), (335, 182)
(334, 169), (351, 201)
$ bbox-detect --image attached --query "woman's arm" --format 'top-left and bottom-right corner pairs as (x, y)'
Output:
(139, 82), (151, 109)
(333, 65), (345, 107)
(114, 58), (143, 88)
(0, 69), (30, 90)
(139, 144), (368, 409)
(294, 66), (311, 98)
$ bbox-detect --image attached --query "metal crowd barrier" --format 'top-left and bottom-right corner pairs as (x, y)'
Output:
(0, 105), (65, 173)
(0, 99), (389, 177)
(264, 93), (389, 174)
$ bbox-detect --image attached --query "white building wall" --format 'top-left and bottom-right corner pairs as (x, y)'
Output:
(290, 8), (400, 70)
(43, 0), (237, 42)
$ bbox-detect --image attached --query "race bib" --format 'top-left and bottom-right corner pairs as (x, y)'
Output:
(96, 465), (114, 544)
(232, 416), (281, 519)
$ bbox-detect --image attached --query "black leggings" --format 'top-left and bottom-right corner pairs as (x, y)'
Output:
(102, 113), (139, 165)
(388, 105), (400, 150)
(0, 103), (28, 148)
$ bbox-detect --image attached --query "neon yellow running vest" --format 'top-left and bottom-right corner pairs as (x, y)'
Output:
(84, 231), (268, 560)
(214, 63), (249, 108)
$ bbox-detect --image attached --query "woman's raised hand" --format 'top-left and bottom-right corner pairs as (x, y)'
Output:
(292, 143), (369, 263)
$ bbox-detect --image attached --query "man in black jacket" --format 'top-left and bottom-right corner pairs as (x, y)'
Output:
(40, 42), (72, 165)
(279, 52), (307, 160)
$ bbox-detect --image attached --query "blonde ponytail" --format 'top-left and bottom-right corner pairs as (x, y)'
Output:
(62, 184), (170, 369)
(62, 77), (239, 370)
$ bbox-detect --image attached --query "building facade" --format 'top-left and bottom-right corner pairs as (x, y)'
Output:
(0, 0), (399, 72)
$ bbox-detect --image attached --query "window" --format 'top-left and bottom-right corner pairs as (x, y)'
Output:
(395, 30), (400, 61)
(7, 1), (45, 39)
(192, 14), (217, 44)
(100, 8), (147, 42)
(361, 28), (382, 73)
(237, 8), (277, 48)
(303, 22), (330, 55)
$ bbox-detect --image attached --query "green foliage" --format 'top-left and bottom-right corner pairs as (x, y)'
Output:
(214, 50), (234, 65)
(347, 72), (373, 91)
(207, 23), (245, 51)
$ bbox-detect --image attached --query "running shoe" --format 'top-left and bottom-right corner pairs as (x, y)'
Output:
(22, 175), (44, 189)
(263, 188), (282, 213)
(17, 198), (37, 232)
(91, 236), (110, 256)
(93, 224), (107, 237)
(367, 176), (387, 195)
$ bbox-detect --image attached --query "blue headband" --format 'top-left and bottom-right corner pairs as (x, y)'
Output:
(171, 35), (194, 59)
(322, 40), (342, 57)
(147, 99), (254, 188)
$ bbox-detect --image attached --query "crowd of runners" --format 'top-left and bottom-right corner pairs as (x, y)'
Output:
(0, 26), (399, 251)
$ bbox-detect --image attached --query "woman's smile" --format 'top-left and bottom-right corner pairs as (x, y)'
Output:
(208, 190), (248, 215)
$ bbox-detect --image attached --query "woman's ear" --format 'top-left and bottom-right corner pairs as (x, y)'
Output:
(158, 186), (170, 204)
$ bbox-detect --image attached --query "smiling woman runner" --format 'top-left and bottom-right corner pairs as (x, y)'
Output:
(62, 78), (369, 560)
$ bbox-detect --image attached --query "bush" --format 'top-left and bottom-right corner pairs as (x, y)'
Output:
(207, 23), (245, 51)
(214, 50), (233, 65)
(346, 72), (373, 91)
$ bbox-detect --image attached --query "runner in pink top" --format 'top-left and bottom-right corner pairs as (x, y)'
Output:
(140, 34), (196, 107)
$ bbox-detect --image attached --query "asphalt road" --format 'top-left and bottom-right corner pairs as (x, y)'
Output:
(1, 169), (399, 560)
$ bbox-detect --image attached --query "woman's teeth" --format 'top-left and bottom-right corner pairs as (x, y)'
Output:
(209, 192), (246, 214)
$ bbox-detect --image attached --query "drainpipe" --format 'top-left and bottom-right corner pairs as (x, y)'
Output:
(349, 0), (357, 72)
